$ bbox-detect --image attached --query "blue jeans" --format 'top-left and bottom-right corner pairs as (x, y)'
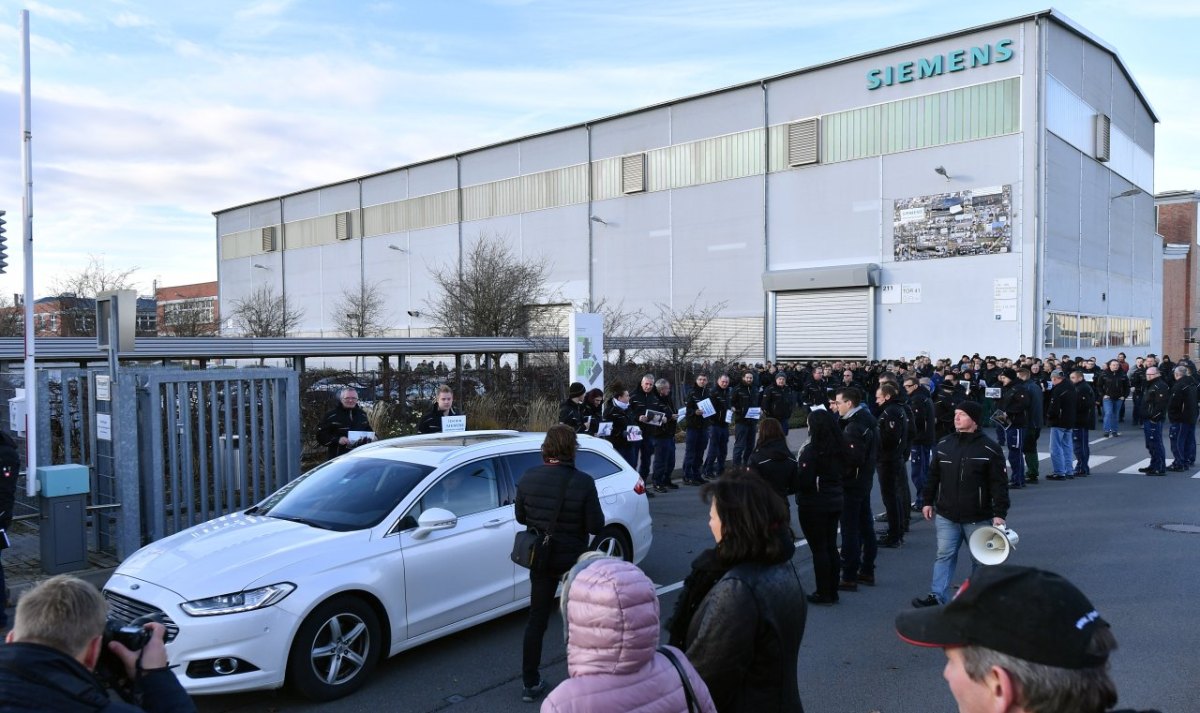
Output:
(1169, 421), (1196, 467)
(840, 489), (877, 580)
(1143, 420), (1165, 471)
(995, 426), (1024, 485)
(930, 515), (990, 603)
(909, 444), (932, 501)
(1050, 427), (1073, 475)
(703, 425), (729, 476)
(1072, 428), (1091, 474)
(682, 427), (709, 481)
(732, 421), (757, 465)
(1102, 398), (1120, 434)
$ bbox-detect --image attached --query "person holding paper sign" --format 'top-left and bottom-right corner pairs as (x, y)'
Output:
(649, 379), (679, 493)
(731, 372), (761, 466)
(682, 375), (712, 486)
(1069, 371), (1096, 476)
(418, 385), (464, 434)
(316, 388), (374, 460)
(558, 382), (588, 433)
(762, 373), (796, 436)
(600, 383), (636, 466)
(702, 374), (732, 480)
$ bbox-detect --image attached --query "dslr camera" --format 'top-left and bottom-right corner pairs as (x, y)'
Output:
(95, 614), (162, 701)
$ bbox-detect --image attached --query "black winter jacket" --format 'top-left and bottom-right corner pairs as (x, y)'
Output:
(908, 387), (936, 445)
(796, 440), (844, 514)
(933, 383), (966, 438)
(417, 404), (464, 435)
(514, 462), (604, 573)
(708, 385), (732, 427)
(1073, 382), (1097, 430)
(731, 383), (761, 425)
(685, 385), (712, 430)
(558, 398), (585, 432)
(1167, 376), (1198, 423)
(684, 541), (807, 713)
(762, 385), (795, 423)
(600, 399), (634, 450)
(1097, 371), (1130, 400)
(839, 407), (878, 495)
(1046, 381), (1077, 429)
(924, 430), (1009, 524)
(0, 431), (17, 531)
(1022, 379), (1044, 429)
(316, 405), (373, 459)
(0, 641), (196, 713)
(996, 382), (1030, 428)
(876, 400), (909, 460)
(749, 439), (798, 502)
(1142, 379), (1169, 423)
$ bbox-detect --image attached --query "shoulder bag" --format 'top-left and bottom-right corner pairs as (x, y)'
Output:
(511, 471), (570, 571)
(657, 646), (701, 713)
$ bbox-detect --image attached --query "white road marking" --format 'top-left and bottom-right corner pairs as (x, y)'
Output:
(1089, 436), (1108, 445)
(1036, 453), (1113, 468)
(655, 538), (809, 597)
(1120, 458), (1152, 474)
(1037, 452), (1050, 462)
(1192, 471), (1200, 479)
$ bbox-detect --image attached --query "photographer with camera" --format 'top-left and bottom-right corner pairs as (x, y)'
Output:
(0, 574), (195, 712)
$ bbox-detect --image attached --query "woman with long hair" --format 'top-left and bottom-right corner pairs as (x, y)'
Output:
(748, 417), (799, 521)
(667, 469), (807, 712)
(795, 407), (845, 605)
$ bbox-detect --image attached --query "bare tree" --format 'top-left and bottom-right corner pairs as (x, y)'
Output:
(589, 297), (651, 366)
(0, 295), (22, 337)
(43, 255), (141, 337)
(332, 281), (392, 338)
(160, 302), (219, 337)
(425, 235), (552, 338)
(653, 298), (750, 390)
(226, 285), (304, 337)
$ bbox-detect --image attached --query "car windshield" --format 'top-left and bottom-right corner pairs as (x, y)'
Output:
(255, 456), (434, 531)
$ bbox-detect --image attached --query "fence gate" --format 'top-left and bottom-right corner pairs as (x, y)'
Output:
(114, 367), (300, 556)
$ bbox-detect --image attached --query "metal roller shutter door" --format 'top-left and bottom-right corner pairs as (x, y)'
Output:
(775, 288), (870, 360)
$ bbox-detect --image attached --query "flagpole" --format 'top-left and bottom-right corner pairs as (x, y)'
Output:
(20, 9), (37, 497)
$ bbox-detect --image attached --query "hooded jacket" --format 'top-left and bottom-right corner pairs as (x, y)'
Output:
(543, 560), (716, 713)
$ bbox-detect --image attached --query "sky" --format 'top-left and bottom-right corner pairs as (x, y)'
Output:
(0, 0), (1197, 298)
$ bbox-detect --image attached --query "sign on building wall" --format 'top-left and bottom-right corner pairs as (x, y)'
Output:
(880, 284), (901, 304)
(893, 185), (1012, 262)
(569, 313), (604, 393)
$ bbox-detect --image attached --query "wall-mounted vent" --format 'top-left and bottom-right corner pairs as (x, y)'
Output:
(335, 212), (353, 241)
(1095, 114), (1111, 163)
(621, 153), (646, 194)
(787, 118), (820, 167)
(261, 226), (277, 252)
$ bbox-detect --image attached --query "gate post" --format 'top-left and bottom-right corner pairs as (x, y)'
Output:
(114, 371), (143, 558)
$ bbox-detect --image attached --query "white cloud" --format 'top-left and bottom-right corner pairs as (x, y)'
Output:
(23, 0), (87, 24)
(233, 0), (295, 21)
(112, 12), (154, 28)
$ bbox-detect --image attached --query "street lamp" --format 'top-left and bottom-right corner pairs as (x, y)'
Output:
(1111, 188), (1141, 200)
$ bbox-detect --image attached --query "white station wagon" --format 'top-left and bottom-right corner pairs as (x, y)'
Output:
(103, 431), (652, 700)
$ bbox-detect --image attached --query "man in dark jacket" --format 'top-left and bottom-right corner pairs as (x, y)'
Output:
(630, 374), (659, 479)
(0, 574), (196, 712)
(731, 371), (761, 467)
(1071, 371), (1097, 476)
(681, 374), (711, 486)
(1098, 360), (1130, 437)
(316, 388), (374, 460)
(702, 373), (733, 480)
(557, 381), (587, 432)
(648, 379), (679, 492)
(513, 426), (605, 701)
(874, 383), (910, 548)
(934, 373), (966, 440)
(1018, 368), (1044, 484)
(1166, 365), (1198, 471)
(761, 372), (796, 435)
(1046, 370), (1078, 480)
(417, 385), (464, 434)
(995, 369), (1030, 488)
(912, 400), (1008, 607)
(834, 386), (878, 591)
(904, 377), (936, 512)
(0, 430), (17, 632)
(1139, 366), (1169, 476)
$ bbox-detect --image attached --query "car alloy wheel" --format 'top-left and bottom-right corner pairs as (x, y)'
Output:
(288, 596), (381, 701)
(593, 526), (633, 562)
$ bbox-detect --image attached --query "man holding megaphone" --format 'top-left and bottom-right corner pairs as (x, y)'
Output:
(912, 400), (1010, 609)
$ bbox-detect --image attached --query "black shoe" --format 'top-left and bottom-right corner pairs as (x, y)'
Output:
(1145, 470), (1167, 476)
(837, 580), (859, 592)
(911, 594), (940, 608)
(877, 537), (903, 548)
(807, 592), (838, 605)
(1008, 481), (1024, 489)
(910, 502), (923, 513)
(652, 485), (668, 493)
(1026, 476), (1038, 484)
(521, 679), (547, 702)
(683, 479), (703, 486)
(666, 481), (680, 490)
(1167, 464), (1186, 472)
(875, 529), (893, 538)
(1138, 466), (1154, 473)
(1046, 473), (1062, 481)
(857, 573), (876, 585)
(874, 513), (889, 523)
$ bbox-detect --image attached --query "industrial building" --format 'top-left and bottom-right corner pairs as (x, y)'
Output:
(215, 9), (1158, 361)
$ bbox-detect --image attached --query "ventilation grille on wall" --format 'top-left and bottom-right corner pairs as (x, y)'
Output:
(621, 153), (646, 194)
(335, 212), (352, 240)
(261, 226), (277, 252)
(1095, 114), (1111, 163)
(787, 118), (820, 167)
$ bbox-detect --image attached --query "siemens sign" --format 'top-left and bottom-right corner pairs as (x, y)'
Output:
(867, 39), (1014, 90)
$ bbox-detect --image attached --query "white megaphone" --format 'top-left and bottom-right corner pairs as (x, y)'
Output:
(968, 525), (1019, 565)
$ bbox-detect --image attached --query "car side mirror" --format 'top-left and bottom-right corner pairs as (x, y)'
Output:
(412, 507), (457, 539)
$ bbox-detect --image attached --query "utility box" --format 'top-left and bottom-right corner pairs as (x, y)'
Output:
(38, 464), (89, 574)
(8, 388), (25, 434)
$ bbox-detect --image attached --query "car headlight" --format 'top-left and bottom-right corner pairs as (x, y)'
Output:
(180, 583), (296, 616)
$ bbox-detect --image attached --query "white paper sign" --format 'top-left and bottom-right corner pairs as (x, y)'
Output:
(596, 422), (613, 437)
(626, 426), (643, 442)
(901, 283), (922, 304)
(697, 398), (716, 418)
(96, 413), (112, 441)
(1083, 373), (1094, 382)
(348, 430), (375, 443)
(95, 375), (111, 402)
(725, 410), (733, 424)
(899, 207), (926, 223)
(984, 387), (1002, 399)
(677, 407), (687, 421)
(880, 284), (901, 305)
(993, 278), (1018, 301)
(745, 407), (762, 420)
(993, 299), (1017, 321)
(441, 415), (467, 433)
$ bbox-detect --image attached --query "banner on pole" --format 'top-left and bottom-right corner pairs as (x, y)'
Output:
(569, 313), (604, 394)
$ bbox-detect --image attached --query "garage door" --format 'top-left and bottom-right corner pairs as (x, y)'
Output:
(775, 288), (871, 360)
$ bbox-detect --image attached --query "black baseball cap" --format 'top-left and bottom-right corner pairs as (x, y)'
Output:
(895, 565), (1111, 669)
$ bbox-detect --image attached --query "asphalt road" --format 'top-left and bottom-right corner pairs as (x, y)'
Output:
(179, 426), (1199, 713)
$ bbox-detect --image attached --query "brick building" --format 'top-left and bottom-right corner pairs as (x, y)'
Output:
(1156, 190), (1198, 359)
(155, 281), (219, 337)
(28, 294), (159, 337)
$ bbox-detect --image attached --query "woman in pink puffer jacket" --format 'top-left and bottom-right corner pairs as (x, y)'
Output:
(542, 557), (716, 713)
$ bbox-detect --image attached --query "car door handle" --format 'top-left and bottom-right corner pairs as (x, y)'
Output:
(483, 518), (512, 528)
